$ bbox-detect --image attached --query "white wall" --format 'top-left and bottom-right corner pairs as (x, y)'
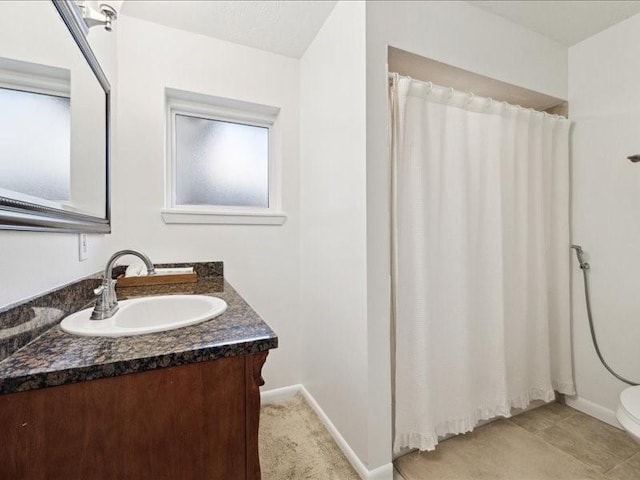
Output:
(113, 16), (300, 389)
(0, 3), (116, 309)
(364, 0), (569, 470)
(2, 4), (602, 478)
(568, 12), (640, 419)
(300, 0), (369, 469)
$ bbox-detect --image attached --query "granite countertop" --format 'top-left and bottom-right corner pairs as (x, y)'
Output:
(0, 276), (278, 395)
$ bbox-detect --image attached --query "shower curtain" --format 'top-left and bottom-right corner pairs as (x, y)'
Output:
(391, 75), (575, 453)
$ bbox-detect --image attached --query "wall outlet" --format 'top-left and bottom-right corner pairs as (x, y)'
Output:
(78, 234), (89, 261)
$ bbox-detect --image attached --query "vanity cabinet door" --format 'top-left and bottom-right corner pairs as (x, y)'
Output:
(0, 352), (268, 480)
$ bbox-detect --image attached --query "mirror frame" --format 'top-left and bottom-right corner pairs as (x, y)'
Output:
(0, 0), (111, 234)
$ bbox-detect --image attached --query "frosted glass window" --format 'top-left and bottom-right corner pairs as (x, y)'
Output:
(0, 87), (70, 201)
(175, 114), (269, 208)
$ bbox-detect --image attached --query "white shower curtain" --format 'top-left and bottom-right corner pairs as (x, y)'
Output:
(391, 75), (575, 453)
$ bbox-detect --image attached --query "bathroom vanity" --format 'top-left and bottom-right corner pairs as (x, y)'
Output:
(0, 263), (277, 480)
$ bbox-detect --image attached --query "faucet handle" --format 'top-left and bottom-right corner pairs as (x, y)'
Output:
(90, 280), (118, 320)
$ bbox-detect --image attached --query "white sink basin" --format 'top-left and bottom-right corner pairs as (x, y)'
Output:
(60, 295), (227, 337)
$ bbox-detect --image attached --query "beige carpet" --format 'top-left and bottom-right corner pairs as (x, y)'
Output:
(259, 393), (360, 480)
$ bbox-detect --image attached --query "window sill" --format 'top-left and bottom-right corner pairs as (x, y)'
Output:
(161, 209), (286, 225)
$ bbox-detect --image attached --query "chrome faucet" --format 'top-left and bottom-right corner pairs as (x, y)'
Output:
(91, 249), (155, 320)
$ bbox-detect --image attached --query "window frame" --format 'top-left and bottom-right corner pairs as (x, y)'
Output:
(163, 89), (285, 225)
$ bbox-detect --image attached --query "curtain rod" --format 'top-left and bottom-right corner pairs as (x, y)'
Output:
(387, 71), (566, 119)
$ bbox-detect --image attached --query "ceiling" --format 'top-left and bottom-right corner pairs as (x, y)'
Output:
(469, 1), (640, 46)
(120, 1), (640, 56)
(121, 1), (337, 58)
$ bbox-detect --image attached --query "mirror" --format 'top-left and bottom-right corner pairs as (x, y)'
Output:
(0, 0), (110, 233)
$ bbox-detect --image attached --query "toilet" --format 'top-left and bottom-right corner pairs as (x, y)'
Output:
(617, 386), (640, 443)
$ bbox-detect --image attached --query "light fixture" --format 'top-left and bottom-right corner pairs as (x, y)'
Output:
(77, 1), (123, 32)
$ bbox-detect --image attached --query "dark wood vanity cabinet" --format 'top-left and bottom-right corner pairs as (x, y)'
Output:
(0, 352), (268, 480)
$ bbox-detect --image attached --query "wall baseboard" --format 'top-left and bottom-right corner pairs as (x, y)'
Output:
(260, 384), (302, 405)
(565, 395), (620, 429)
(260, 384), (394, 480)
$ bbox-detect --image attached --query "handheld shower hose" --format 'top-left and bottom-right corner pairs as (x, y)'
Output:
(571, 245), (639, 386)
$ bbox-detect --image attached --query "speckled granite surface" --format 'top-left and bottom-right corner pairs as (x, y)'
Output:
(0, 263), (277, 395)
(0, 276), (101, 362)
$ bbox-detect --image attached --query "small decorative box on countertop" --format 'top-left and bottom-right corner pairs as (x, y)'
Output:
(116, 267), (197, 288)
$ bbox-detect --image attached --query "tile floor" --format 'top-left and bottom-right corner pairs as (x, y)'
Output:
(395, 403), (640, 480)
